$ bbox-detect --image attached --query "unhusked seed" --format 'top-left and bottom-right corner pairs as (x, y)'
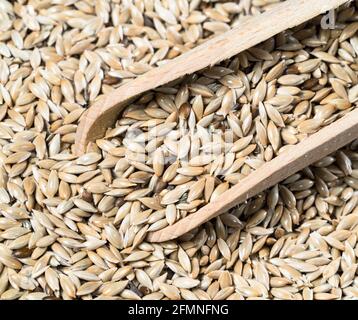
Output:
(1, 0), (358, 301)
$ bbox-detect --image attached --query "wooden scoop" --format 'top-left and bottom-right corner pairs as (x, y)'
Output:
(74, 0), (348, 154)
(73, 0), (354, 242)
(147, 108), (358, 242)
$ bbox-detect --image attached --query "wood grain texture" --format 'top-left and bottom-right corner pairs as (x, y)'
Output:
(147, 108), (358, 242)
(74, 0), (348, 155)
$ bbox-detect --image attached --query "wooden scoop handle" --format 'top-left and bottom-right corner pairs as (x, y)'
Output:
(74, 0), (348, 155)
(147, 108), (358, 242)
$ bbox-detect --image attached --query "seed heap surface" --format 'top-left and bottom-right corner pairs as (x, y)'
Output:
(0, 0), (358, 300)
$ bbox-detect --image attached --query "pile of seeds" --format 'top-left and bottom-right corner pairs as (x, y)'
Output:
(1, 0), (358, 300)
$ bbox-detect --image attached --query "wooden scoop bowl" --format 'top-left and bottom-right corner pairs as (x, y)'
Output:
(73, 0), (355, 242)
